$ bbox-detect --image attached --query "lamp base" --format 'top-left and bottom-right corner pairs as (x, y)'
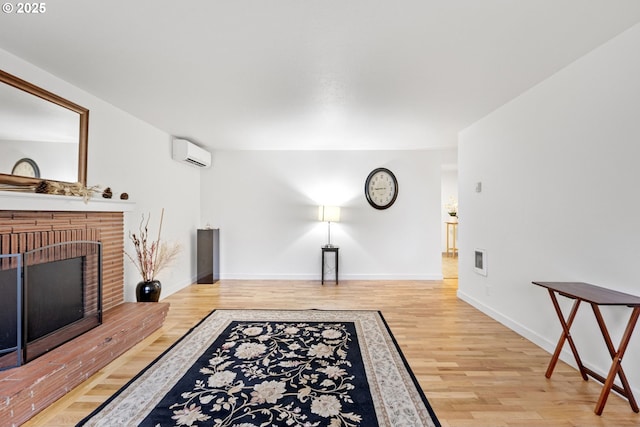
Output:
(323, 243), (336, 248)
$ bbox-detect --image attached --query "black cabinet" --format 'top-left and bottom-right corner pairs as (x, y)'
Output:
(197, 228), (219, 284)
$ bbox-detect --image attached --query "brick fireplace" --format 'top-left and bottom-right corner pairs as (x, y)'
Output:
(0, 193), (169, 426)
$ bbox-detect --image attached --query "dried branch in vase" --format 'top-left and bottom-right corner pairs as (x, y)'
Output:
(125, 209), (181, 282)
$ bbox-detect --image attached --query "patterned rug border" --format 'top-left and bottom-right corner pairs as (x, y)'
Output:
(76, 309), (440, 427)
(375, 310), (440, 425)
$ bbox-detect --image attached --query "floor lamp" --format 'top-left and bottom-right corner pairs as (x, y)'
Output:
(318, 206), (340, 248)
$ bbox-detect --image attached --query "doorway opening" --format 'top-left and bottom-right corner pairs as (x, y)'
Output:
(441, 160), (458, 280)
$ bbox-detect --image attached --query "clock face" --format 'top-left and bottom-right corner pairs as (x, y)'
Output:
(365, 167), (398, 210)
(11, 158), (40, 178)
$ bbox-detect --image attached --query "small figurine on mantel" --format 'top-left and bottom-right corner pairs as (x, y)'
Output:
(101, 187), (130, 200)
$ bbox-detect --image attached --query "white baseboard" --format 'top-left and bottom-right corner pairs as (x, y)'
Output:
(219, 273), (444, 281)
(220, 273), (318, 280)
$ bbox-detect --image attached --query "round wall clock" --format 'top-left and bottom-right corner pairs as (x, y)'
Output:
(365, 167), (398, 210)
(11, 158), (40, 178)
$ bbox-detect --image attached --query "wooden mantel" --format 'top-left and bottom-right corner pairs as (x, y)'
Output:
(0, 190), (136, 212)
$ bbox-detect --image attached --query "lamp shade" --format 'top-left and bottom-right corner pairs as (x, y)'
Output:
(318, 205), (341, 222)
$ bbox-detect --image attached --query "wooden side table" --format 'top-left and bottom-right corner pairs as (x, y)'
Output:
(321, 247), (339, 285)
(532, 281), (640, 415)
(445, 221), (458, 257)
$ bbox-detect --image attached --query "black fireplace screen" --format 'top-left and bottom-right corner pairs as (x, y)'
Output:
(0, 241), (102, 370)
(0, 253), (22, 370)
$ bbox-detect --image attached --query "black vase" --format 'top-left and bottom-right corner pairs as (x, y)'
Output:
(136, 280), (161, 302)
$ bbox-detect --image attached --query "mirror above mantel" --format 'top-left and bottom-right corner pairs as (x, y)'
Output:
(0, 69), (88, 187)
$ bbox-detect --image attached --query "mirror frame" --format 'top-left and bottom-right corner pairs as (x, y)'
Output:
(0, 69), (89, 186)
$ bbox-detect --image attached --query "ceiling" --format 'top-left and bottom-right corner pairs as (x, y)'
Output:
(1, 1), (640, 151)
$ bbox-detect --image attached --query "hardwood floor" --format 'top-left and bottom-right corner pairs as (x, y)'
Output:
(23, 261), (640, 426)
(442, 252), (458, 279)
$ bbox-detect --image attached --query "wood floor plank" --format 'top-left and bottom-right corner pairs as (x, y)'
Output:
(21, 261), (640, 427)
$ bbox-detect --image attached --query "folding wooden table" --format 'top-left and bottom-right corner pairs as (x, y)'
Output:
(532, 281), (640, 415)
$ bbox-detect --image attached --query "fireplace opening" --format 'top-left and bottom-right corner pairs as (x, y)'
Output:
(0, 241), (102, 370)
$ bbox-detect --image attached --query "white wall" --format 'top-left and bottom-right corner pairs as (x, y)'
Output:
(0, 48), (201, 301)
(458, 23), (640, 395)
(201, 150), (443, 280)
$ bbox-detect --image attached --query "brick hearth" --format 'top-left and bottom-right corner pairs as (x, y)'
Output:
(0, 209), (169, 426)
(0, 302), (169, 426)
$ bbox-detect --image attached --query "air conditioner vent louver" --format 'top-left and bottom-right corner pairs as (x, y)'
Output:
(185, 158), (207, 167)
(172, 138), (212, 168)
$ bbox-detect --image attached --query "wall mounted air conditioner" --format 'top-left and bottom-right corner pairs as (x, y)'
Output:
(172, 138), (212, 168)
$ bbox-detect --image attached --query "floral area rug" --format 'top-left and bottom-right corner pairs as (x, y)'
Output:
(77, 310), (440, 427)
